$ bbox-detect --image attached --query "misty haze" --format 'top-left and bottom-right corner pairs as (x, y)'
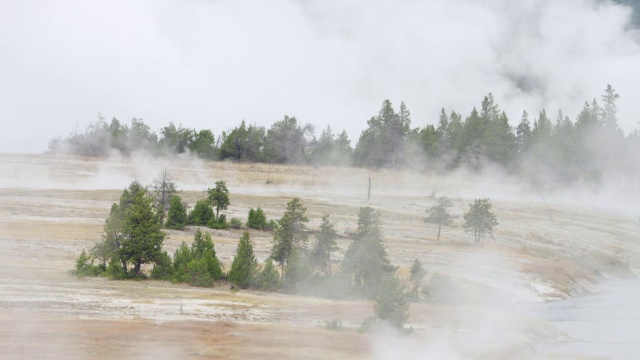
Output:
(2, 1), (640, 359)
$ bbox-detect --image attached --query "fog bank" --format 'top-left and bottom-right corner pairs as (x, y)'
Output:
(2, 0), (640, 153)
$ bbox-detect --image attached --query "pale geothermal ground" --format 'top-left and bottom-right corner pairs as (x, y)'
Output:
(0, 153), (638, 359)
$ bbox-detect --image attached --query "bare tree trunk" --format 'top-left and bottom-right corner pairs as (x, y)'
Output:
(437, 223), (441, 241)
(133, 259), (141, 276)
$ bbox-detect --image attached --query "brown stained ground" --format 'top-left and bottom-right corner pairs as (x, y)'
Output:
(0, 153), (639, 359)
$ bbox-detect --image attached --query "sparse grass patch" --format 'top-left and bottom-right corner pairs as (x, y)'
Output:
(521, 257), (597, 296)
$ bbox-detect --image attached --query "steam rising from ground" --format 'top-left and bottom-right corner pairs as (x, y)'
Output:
(1, 153), (640, 358)
(2, 0), (640, 153)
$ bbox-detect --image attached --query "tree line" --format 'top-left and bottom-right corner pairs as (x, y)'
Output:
(74, 175), (499, 332)
(50, 85), (640, 187)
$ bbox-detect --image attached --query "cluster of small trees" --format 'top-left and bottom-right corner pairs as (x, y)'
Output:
(164, 180), (233, 230)
(153, 229), (223, 286)
(74, 177), (501, 332)
(82, 181), (166, 278)
(425, 196), (499, 245)
(50, 85), (640, 187)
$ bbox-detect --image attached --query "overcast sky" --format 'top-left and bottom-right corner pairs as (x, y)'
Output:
(2, 0), (640, 153)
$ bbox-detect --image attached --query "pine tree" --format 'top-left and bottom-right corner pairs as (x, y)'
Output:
(532, 109), (553, 144)
(409, 258), (426, 298)
(92, 182), (154, 276)
(463, 198), (498, 245)
(92, 203), (123, 268)
(207, 180), (230, 222)
(283, 247), (312, 291)
(229, 231), (258, 289)
(342, 207), (395, 296)
(151, 250), (173, 280)
(270, 198), (309, 274)
(424, 196), (454, 241)
(173, 241), (193, 280)
(373, 275), (409, 330)
(255, 259), (282, 291)
(247, 207), (268, 230)
(516, 110), (532, 154)
(165, 195), (187, 229)
(120, 188), (166, 276)
(601, 84), (620, 131)
(310, 214), (338, 275)
(188, 199), (213, 226)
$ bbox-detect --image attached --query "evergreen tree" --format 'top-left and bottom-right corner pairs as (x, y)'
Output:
(342, 207), (395, 296)
(151, 250), (173, 280)
(255, 259), (282, 291)
(436, 108), (451, 159)
(424, 196), (454, 241)
(353, 100), (410, 168)
(463, 198), (498, 245)
(283, 247), (312, 291)
(601, 84), (620, 131)
(551, 111), (578, 182)
(373, 275), (409, 330)
(445, 111), (464, 168)
(310, 214), (338, 275)
(188, 129), (217, 159)
(188, 199), (213, 226)
(409, 258), (426, 298)
(92, 203), (123, 268)
(173, 241), (193, 281)
(411, 125), (439, 160)
(460, 107), (485, 168)
(263, 116), (314, 164)
(93, 181), (149, 275)
(208, 180), (230, 222)
(120, 188), (166, 276)
(228, 231), (258, 289)
(247, 207), (268, 230)
(532, 109), (553, 143)
(516, 110), (532, 154)
(333, 130), (354, 166)
(165, 195), (187, 230)
(270, 198), (309, 274)
(486, 111), (516, 166)
(219, 121), (267, 162)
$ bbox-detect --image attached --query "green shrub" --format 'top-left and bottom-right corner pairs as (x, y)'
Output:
(74, 249), (92, 274)
(106, 257), (127, 279)
(229, 217), (243, 229)
(151, 250), (173, 280)
(228, 232), (258, 289)
(72, 249), (105, 277)
(188, 199), (213, 226)
(184, 258), (215, 287)
(373, 275), (409, 330)
(173, 241), (193, 282)
(247, 207), (267, 230)
(264, 219), (278, 231)
(255, 259), (281, 291)
(208, 214), (229, 229)
(165, 195), (187, 230)
(175, 230), (223, 286)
